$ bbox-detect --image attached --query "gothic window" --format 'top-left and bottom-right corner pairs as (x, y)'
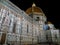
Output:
(2, 17), (5, 24)
(55, 34), (57, 39)
(36, 17), (40, 21)
(46, 34), (48, 41)
(29, 13), (33, 18)
(13, 22), (16, 33)
(9, 20), (11, 26)
(35, 28), (37, 36)
(0, 16), (2, 21)
(27, 25), (29, 33)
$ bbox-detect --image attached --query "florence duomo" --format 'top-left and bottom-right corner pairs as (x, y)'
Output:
(0, 0), (60, 45)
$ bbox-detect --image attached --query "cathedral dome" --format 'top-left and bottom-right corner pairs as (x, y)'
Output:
(26, 3), (43, 14)
(48, 21), (52, 24)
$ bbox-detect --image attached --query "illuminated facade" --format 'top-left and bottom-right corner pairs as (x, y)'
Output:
(0, 0), (60, 45)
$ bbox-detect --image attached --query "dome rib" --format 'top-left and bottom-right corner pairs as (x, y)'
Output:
(26, 6), (43, 14)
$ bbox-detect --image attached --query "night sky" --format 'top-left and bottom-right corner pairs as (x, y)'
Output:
(9, 0), (60, 29)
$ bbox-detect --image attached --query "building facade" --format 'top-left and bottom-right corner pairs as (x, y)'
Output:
(0, 0), (60, 45)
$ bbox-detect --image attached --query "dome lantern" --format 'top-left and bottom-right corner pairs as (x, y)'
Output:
(32, 3), (36, 7)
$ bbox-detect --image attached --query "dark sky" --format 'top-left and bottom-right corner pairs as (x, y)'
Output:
(9, 0), (60, 29)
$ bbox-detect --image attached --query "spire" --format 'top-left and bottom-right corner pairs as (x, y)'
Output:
(32, 3), (36, 7)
